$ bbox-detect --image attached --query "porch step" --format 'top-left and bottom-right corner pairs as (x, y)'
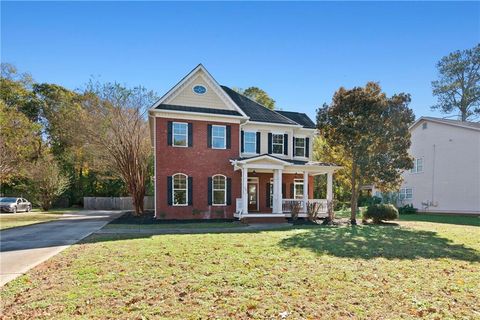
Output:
(242, 217), (288, 224)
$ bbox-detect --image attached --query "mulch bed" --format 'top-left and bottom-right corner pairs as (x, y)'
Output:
(110, 211), (236, 225)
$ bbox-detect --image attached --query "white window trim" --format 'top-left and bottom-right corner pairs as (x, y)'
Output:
(212, 174), (227, 206)
(399, 187), (413, 200)
(294, 178), (304, 200)
(172, 173), (188, 206)
(243, 131), (257, 154)
(172, 122), (188, 148)
(212, 125), (227, 150)
(410, 158), (423, 174)
(294, 137), (306, 158)
(272, 133), (284, 155)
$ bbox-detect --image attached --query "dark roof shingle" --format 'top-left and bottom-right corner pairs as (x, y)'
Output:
(221, 86), (299, 126)
(276, 110), (316, 129)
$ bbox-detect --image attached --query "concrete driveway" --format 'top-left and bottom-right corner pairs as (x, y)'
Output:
(0, 210), (124, 286)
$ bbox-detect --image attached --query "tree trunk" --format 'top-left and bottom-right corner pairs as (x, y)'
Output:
(350, 163), (358, 225)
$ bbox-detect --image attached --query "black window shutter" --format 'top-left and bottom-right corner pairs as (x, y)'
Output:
(207, 125), (212, 148)
(293, 137), (296, 156)
(256, 132), (261, 154)
(226, 178), (232, 205)
(226, 126), (231, 149)
(207, 177), (212, 205)
(188, 123), (193, 147)
(282, 183), (286, 199)
(240, 131), (244, 152)
(284, 134), (288, 155)
(266, 183), (271, 208)
(268, 133), (272, 154)
(290, 183), (294, 198)
(305, 137), (310, 158)
(188, 177), (193, 205)
(167, 122), (173, 146)
(167, 176), (172, 205)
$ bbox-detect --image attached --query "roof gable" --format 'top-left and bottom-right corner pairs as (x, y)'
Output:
(411, 117), (480, 132)
(150, 64), (248, 117)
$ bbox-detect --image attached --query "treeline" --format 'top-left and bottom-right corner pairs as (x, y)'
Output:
(0, 63), (157, 212)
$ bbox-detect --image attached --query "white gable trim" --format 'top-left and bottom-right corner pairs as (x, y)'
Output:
(149, 64), (249, 118)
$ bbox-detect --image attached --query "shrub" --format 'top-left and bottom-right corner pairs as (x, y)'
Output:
(363, 204), (399, 224)
(358, 195), (382, 207)
(398, 204), (417, 215)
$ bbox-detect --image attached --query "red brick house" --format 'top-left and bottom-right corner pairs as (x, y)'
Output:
(148, 65), (340, 221)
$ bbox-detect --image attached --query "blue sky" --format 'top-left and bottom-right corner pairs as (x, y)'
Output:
(2, 1), (479, 120)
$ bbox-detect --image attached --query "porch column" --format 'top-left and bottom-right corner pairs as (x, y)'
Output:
(242, 168), (248, 214)
(326, 171), (333, 204)
(273, 169), (283, 213)
(303, 171), (309, 213)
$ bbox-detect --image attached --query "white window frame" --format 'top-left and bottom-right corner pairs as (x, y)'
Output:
(243, 131), (257, 154)
(172, 122), (188, 147)
(294, 137), (306, 157)
(212, 125), (226, 150)
(294, 179), (304, 200)
(411, 158), (423, 173)
(212, 174), (227, 206)
(399, 187), (413, 200)
(172, 173), (188, 206)
(272, 133), (284, 155)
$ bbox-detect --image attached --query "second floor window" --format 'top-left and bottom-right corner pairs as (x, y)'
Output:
(272, 134), (284, 154)
(411, 158), (423, 173)
(173, 122), (188, 147)
(244, 132), (257, 153)
(294, 138), (305, 157)
(212, 125), (226, 149)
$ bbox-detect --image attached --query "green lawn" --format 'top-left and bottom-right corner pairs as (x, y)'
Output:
(0, 209), (77, 230)
(1, 216), (479, 319)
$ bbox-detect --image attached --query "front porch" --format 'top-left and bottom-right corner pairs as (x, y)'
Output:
(230, 155), (340, 220)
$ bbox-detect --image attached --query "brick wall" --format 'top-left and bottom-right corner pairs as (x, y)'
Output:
(155, 117), (240, 219)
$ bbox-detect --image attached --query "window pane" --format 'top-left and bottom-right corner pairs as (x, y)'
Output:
(245, 132), (256, 143)
(213, 176), (226, 189)
(212, 126), (225, 137)
(173, 123), (187, 146)
(244, 132), (256, 153)
(174, 134), (187, 146)
(174, 175), (186, 188)
(295, 147), (305, 157)
(273, 134), (283, 144)
(295, 138), (305, 147)
(272, 134), (283, 154)
(174, 190), (187, 205)
(273, 144), (283, 154)
(173, 123), (187, 134)
(213, 190), (225, 205)
(417, 159), (423, 172)
(212, 137), (225, 148)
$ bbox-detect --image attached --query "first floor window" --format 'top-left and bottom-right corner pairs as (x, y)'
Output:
(212, 175), (226, 205)
(212, 125), (226, 149)
(294, 179), (304, 199)
(399, 188), (413, 200)
(270, 179), (274, 207)
(244, 132), (257, 153)
(173, 122), (188, 147)
(272, 134), (284, 154)
(173, 174), (188, 205)
(294, 138), (305, 157)
(411, 158), (423, 173)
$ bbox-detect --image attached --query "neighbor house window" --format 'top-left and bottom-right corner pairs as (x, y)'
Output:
(244, 132), (257, 153)
(212, 175), (226, 205)
(294, 138), (305, 157)
(294, 179), (304, 199)
(212, 125), (226, 149)
(173, 122), (188, 147)
(411, 158), (423, 173)
(399, 188), (413, 200)
(272, 134), (284, 154)
(173, 173), (188, 205)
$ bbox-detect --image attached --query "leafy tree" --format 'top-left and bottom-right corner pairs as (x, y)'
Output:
(431, 44), (480, 121)
(29, 154), (70, 211)
(81, 81), (158, 215)
(0, 101), (41, 184)
(235, 86), (275, 109)
(317, 82), (414, 224)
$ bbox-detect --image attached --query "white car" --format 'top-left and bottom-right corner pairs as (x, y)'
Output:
(0, 197), (32, 213)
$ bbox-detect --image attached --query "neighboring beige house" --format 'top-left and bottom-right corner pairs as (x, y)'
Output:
(391, 117), (480, 215)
